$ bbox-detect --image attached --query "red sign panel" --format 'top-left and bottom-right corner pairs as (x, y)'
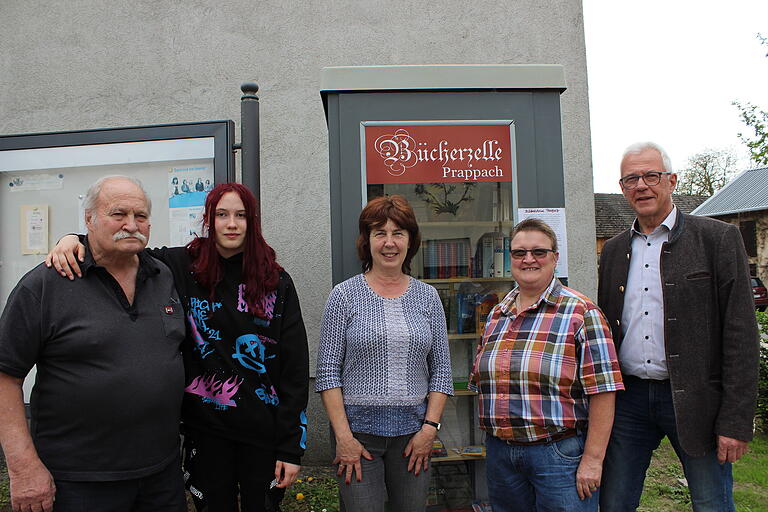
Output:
(364, 123), (514, 184)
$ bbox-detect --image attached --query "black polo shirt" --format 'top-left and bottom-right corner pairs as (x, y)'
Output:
(0, 241), (185, 481)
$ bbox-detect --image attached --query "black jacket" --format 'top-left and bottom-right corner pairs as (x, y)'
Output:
(598, 212), (759, 456)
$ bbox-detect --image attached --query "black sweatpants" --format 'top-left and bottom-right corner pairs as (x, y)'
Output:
(184, 432), (284, 512)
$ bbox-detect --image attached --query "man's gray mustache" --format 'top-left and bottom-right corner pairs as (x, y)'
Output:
(113, 230), (148, 243)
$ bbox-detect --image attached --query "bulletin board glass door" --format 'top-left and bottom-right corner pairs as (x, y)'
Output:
(0, 120), (234, 401)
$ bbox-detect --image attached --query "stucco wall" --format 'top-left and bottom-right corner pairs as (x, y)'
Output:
(1, 0), (596, 462)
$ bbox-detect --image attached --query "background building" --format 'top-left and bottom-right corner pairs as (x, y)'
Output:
(693, 167), (768, 283)
(1, 0), (595, 462)
(594, 193), (708, 259)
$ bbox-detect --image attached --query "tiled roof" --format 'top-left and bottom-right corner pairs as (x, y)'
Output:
(692, 167), (768, 217)
(594, 193), (708, 239)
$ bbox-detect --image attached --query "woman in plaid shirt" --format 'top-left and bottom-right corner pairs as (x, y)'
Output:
(469, 218), (623, 512)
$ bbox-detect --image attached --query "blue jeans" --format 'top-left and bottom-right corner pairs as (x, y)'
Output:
(600, 376), (735, 512)
(485, 432), (597, 512)
(332, 432), (430, 512)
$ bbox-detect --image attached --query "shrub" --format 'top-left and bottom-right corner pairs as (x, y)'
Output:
(757, 311), (768, 428)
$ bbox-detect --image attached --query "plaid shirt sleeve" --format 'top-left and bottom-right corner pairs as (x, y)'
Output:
(467, 337), (482, 393)
(467, 304), (500, 393)
(576, 305), (624, 395)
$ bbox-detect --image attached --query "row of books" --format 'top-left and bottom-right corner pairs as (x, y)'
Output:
(431, 438), (486, 459)
(422, 232), (514, 279)
(437, 290), (499, 334)
(422, 238), (471, 279)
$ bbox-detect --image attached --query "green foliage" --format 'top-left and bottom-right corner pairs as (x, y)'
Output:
(734, 101), (768, 166)
(0, 470), (8, 509)
(733, 34), (768, 167)
(757, 311), (768, 429)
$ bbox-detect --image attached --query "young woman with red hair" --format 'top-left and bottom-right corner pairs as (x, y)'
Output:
(47, 183), (309, 512)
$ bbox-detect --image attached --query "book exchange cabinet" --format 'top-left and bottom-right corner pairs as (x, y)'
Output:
(322, 65), (569, 511)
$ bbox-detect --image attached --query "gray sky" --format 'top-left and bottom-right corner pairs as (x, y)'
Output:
(583, 1), (768, 193)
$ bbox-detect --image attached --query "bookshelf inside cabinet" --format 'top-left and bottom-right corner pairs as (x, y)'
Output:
(368, 181), (515, 505)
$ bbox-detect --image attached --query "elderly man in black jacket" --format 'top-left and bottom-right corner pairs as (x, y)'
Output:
(597, 142), (759, 512)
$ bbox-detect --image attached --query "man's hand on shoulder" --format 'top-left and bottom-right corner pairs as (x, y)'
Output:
(717, 435), (749, 464)
(8, 457), (56, 512)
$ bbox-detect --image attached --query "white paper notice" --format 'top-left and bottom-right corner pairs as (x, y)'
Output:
(8, 173), (64, 192)
(170, 207), (204, 246)
(78, 195), (86, 234)
(517, 207), (568, 278)
(20, 205), (49, 254)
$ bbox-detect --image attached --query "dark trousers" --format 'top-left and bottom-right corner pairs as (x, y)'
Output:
(600, 375), (734, 512)
(330, 432), (431, 512)
(185, 432), (280, 512)
(53, 454), (186, 512)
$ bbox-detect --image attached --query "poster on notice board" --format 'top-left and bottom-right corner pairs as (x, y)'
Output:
(168, 165), (213, 246)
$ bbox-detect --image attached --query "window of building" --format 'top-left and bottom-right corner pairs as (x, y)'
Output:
(740, 220), (757, 257)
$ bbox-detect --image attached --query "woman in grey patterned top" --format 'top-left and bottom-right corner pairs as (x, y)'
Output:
(315, 195), (453, 512)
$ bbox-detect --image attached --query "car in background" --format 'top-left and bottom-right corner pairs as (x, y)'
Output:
(753, 277), (768, 312)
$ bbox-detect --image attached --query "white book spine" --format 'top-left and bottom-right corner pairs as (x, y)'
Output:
(493, 233), (504, 278)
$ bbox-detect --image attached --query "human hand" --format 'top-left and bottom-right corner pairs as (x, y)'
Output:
(576, 455), (602, 500)
(333, 434), (373, 484)
(9, 458), (56, 512)
(717, 435), (749, 464)
(274, 460), (300, 488)
(403, 427), (436, 476)
(44, 234), (84, 280)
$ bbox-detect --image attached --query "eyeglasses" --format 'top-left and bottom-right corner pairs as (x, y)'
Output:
(619, 171), (672, 189)
(510, 248), (556, 260)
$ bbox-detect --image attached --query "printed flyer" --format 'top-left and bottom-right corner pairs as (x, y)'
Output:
(168, 165), (213, 246)
(517, 207), (569, 278)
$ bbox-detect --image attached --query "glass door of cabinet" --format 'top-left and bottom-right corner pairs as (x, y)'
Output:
(362, 120), (518, 334)
(362, 121), (517, 500)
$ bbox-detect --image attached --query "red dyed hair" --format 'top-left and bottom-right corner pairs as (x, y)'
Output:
(187, 183), (282, 318)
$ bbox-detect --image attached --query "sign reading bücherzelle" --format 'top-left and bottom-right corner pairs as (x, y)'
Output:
(362, 121), (515, 184)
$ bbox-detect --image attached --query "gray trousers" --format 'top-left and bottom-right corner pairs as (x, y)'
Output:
(332, 431), (431, 512)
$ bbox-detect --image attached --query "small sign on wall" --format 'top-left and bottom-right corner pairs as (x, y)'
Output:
(517, 207), (569, 278)
(20, 204), (49, 255)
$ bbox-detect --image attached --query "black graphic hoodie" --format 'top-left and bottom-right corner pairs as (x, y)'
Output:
(150, 247), (309, 465)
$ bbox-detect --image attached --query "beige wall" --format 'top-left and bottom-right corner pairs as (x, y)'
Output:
(1, 0), (595, 462)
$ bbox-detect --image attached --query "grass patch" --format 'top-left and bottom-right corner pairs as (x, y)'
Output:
(732, 434), (768, 511)
(281, 468), (339, 512)
(639, 438), (690, 512)
(638, 435), (768, 512)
